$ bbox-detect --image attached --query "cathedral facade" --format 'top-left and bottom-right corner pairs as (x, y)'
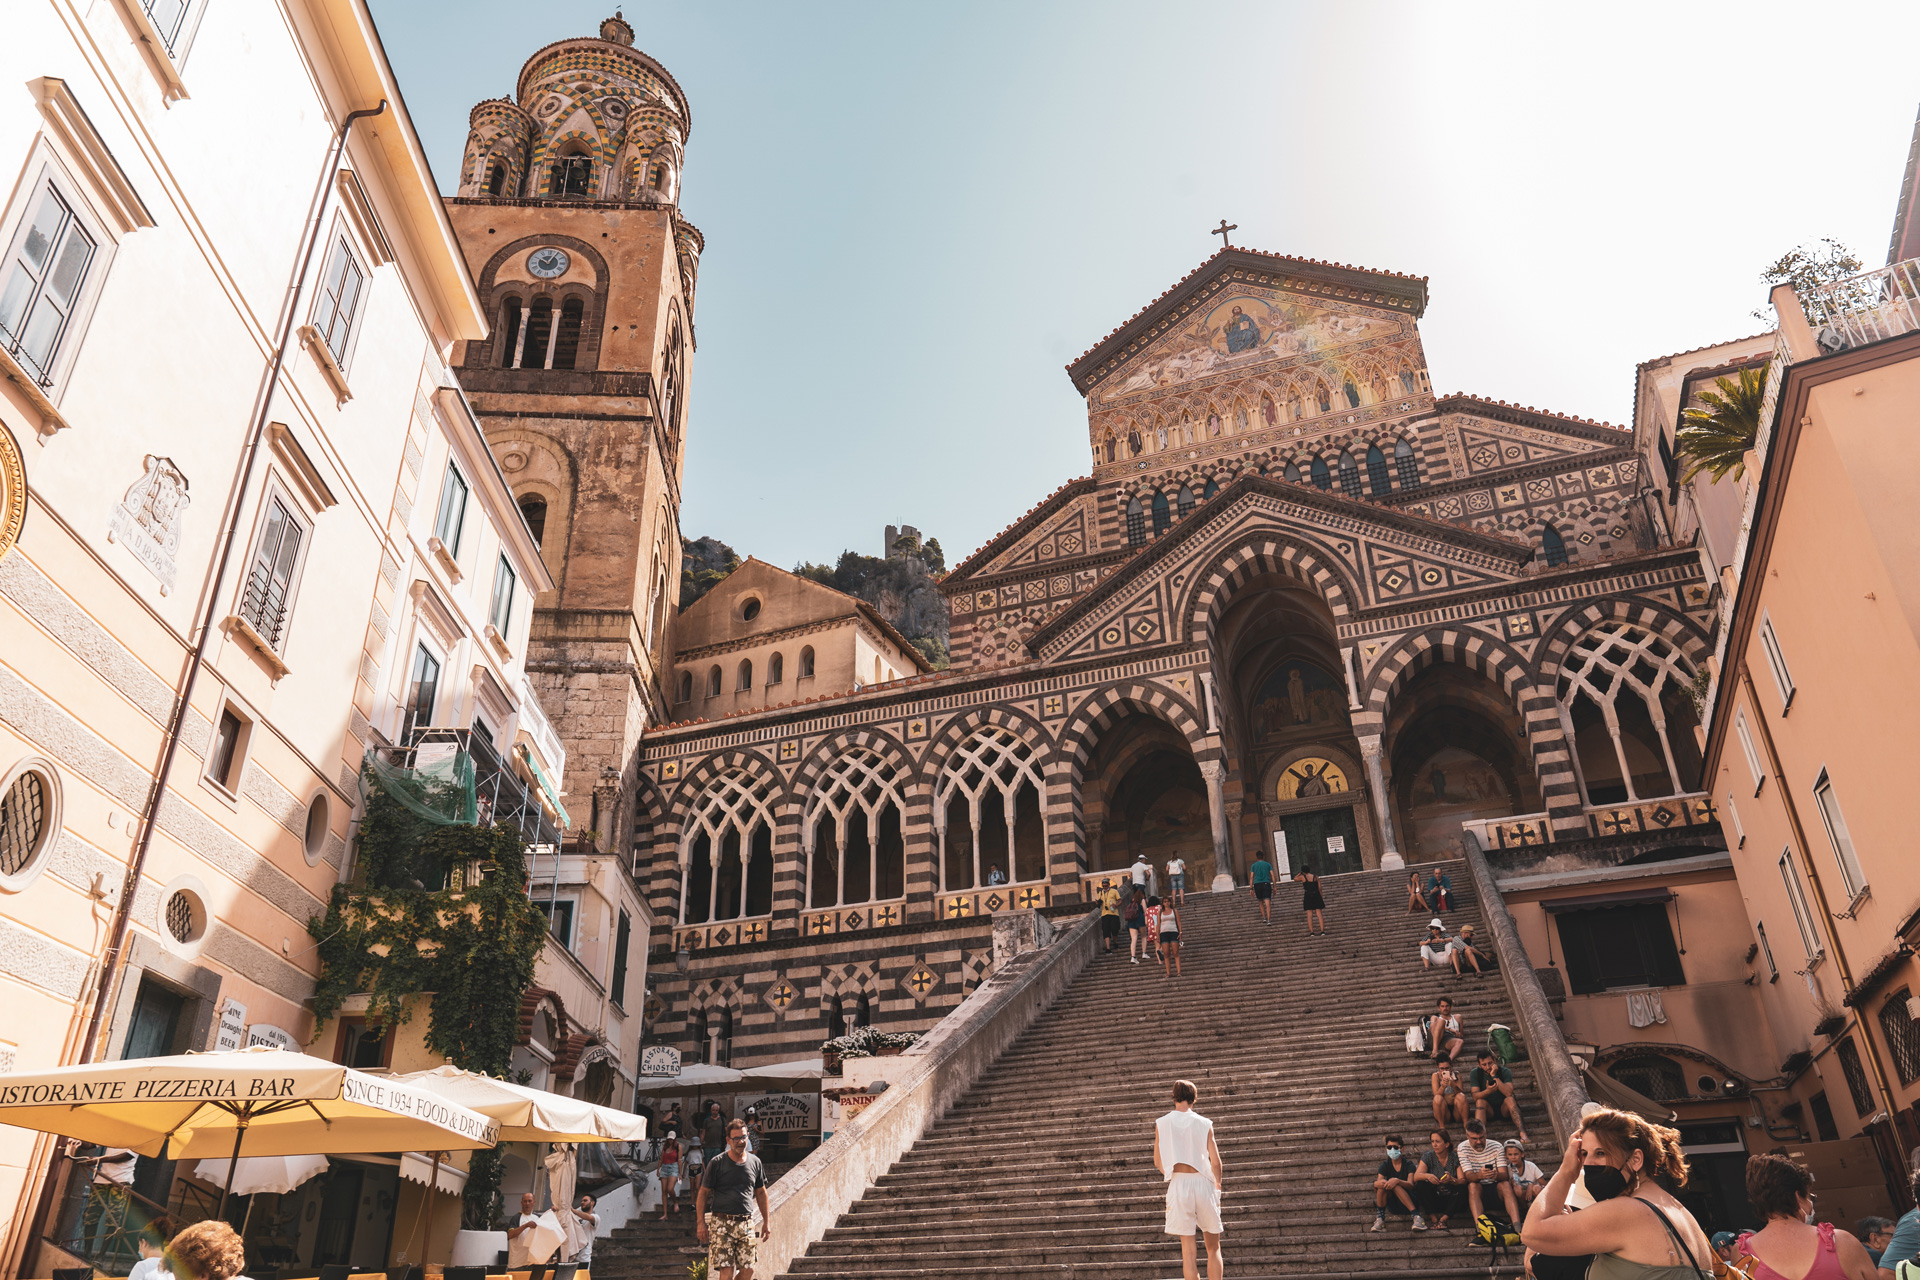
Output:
(635, 247), (1725, 1066)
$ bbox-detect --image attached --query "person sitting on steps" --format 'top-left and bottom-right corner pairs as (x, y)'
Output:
(1459, 1118), (1523, 1227)
(1373, 1133), (1426, 1232)
(1420, 918), (1454, 970)
(1426, 868), (1455, 912)
(1470, 1050), (1529, 1142)
(1413, 1128), (1467, 1231)
(1426, 997), (1465, 1066)
(1408, 869), (1433, 914)
(1452, 924), (1489, 975)
(1504, 1140), (1546, 1211)
(1432, 1062), (1470, 1129)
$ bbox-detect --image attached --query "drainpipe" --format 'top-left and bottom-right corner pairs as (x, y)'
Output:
(1737, 666), (1902, 1134)
(23, 100), (387, 1263)
(1460, 832), (1591, 1146)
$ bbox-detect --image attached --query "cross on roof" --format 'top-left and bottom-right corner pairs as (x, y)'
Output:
(1212, 219), (1238, 248)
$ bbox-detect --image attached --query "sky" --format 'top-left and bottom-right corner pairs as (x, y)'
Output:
(369, 1), (1920, 571)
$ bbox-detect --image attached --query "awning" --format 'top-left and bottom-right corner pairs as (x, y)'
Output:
(739, 1058), (827, 1084)
(1582, 1066), (1678, 1123)
(1543, 887), (1674, 913)
(399, 1150), (468, 1195)
(518, 744), (571, 828)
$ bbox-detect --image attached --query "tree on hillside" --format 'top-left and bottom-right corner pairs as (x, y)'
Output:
(680, 536), (739, 607)
(794, 542), (950, 670)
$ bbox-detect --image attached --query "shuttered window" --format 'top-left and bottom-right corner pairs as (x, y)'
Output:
(1554, 904), (1685, 995)
(238, 494), (306, 650)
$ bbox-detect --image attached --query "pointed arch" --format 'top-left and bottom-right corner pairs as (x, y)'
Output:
(1366, 443), (1392, 495)
(1541, 521), (1569, 567)
(1176, 528), (1362, 646)
(1056, 683), (1211, 787)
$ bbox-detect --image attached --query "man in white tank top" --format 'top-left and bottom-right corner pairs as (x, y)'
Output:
(1153, 1078), (1225, 1280)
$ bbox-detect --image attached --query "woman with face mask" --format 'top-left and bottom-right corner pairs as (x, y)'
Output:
(1733, 1154), (1879, 1280)
(1520, 1107), (1715, 1280)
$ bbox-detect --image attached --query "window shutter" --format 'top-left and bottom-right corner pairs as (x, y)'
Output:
(242, 496), (303, 648)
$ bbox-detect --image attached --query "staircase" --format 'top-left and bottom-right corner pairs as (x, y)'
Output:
(598, 860), (1542, 1278)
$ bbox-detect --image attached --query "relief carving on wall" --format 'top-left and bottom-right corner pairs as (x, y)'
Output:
(108, 454), (189, 594)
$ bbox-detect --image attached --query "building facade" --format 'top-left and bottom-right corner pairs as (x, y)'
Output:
(635, 247), (1731, 1071)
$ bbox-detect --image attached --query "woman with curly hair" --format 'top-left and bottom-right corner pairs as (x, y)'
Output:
(1520, 1106), (1714, 1279)
(166, 1220), (251, 1280)
(1732, 1153), (1878, 1280)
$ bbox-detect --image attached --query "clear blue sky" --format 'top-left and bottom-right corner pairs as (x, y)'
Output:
(370, 0), (1920, 571)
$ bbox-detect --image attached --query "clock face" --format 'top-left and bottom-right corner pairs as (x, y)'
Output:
(528, 248), (570, 279)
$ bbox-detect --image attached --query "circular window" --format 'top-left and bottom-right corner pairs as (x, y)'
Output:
(156, 875), (209, 956)
(303, 792), (332, 866)
(164, 892), (195, 943)
(0, 758), (60, 893)
(741, 598), (762, 622)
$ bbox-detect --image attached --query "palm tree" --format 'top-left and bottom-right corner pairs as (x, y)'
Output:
(1673, 365), (1768, 483)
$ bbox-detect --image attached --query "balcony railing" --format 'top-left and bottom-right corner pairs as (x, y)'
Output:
(1800, 257), (1920, 354)
(390, 725), (562, 852)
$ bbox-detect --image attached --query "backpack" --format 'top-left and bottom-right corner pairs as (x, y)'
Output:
(1477, 1212), (1523, 1267)
(1405, 1024), (1427, 1053)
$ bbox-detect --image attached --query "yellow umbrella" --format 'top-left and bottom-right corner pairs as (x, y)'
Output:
(0, 1047), (499, 1213)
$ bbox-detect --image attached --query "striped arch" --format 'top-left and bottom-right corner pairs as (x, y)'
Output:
(1176, 529), (1361, 645)
(1361, 627), (1537, 724)
(790, 727), (915, 796)
(921, 704), (1056, 790)
(1056, 683), (1212, 787)
(1537, 597), (1712, 682)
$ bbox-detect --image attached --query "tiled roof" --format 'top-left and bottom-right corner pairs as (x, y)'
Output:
(1437, 393), (1628, 434)
(945, 476), (1094, 582)
(1633, 331), (1774, 371)
(1065, 247), (1430, 388)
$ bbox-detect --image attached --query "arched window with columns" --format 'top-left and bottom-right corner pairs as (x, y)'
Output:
(1366, 444), (1392, 495)
(1395, 438), (1420, 489)
(806, 748), (907, 908)
(1557, 622), (1704, 806)
(678, 769), (776, 924)
(936, 726), (1046, 890)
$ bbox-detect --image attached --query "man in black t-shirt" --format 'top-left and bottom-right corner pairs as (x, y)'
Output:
(1468, 1050), (1529, 1142)
(1371, 1133), (1423, 1232)
(697, 1118), (771, 1280)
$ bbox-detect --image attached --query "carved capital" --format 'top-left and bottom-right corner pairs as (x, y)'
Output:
(1357, 734), (1384, 762)
(1198, 759), (1226, 782)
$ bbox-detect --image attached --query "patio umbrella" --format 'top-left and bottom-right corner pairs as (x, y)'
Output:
(0, 1046), (499, 1214)
(398, 1065), (648, 1142)
(191, 1153), (331, 1196)
(739, 1057), (826, 1084)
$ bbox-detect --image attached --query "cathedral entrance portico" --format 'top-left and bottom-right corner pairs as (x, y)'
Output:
(1081, 712), (1216, 890)
(1260, 746), (1372, 875)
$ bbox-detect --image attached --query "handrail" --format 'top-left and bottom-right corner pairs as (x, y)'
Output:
(1461, 832), (1591, 1146)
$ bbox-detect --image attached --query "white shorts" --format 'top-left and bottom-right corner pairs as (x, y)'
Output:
(1164, 1171), (1223, 1235)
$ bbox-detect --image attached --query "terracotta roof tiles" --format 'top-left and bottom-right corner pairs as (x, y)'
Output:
(1437, 393), (1628, 433)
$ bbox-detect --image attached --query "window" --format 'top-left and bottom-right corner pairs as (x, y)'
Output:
(1202, 477), (1218, 501)
(336, 1019), (389, 1070)
(1755, 921), (1778, 982)
(768, 652), (784, 685)
(518, 493), (547, 546)
(1541, 523), (1569, 567)
(1735, 711), (1766, 795)
(1759, 614), (1795, 712)
(610, 910), (631, 1008)
(1779, 848), (1822, 962)
(310, 236), (366, 367)
(936, 725), (1047, 890)
(434, 463), (469, 557)
(706, 665), (722, 697)
(238, 492), (307, 651)
(1176, 486), (1195, 520)
(1395, 439), (1420, 488)
(404, 644), (441, 739)
(1808, 1092), (1839, 1143)
(552, 297), (584, 370)
(1880, 990), (1920, 1085)
(807, 748), (907, 907)
(303, 792), (331, 865)
(675, 671), (692, 702)
(484, 162), (506, 196)
(553, 155), (593, 197)
(0, 183), (97, 385)
(1150, 491), (1170, 535)
(1558, 621), (1703, 803)
(140, 0), (197, 53)
(1724, 792), (1746, 848)
(1283, 461), (1301, 483)
(1310, 456), (1331, 490)
(1835, 1037), (1875, 1116)
(490, 555), (516, 635)
(537, 897), (575, 948)
(207, 706), (247, 792)
(737, 659), (753, 691)
(1125, 497), (1145, 546)
(520, 297), (553, 367)
(1366, 445), (1391, 495)
(1812, 770), (1865, 899)
(497, 296), (524, 367)
(1553, 903), (1686, 995)
(680, 769), (777, 924)
(1337, 450), (1360, 493)
(741, 598), (762, 622)
(1608, 1054), (1686, 1102)
(0, 758), (60, 891)
(799, 646), (815, 679)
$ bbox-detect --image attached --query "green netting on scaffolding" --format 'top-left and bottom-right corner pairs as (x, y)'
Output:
(363, 747), (478, 826)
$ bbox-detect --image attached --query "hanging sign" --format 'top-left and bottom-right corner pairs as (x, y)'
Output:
(1326, 835), (1346, 855)
(640, 1045), (682, 1078)
(739, 1093), (817, 1134)
(246, 1024), (299, 1051)
(214, 1000), (247, 1052)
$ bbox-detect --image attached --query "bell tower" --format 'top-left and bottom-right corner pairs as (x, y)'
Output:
(445, 12), (700, 848)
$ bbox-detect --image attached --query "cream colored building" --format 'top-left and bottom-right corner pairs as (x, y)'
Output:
(0, 0), (574, 1272)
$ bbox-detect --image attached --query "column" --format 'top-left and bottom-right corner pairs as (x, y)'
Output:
(1224, 801), (1245, 877)
(1200, 760), (1231, 887)
(1199, 670), (1220, 734)
(1358, 734), (1404, 871)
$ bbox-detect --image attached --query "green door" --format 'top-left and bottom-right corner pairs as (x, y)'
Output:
(1278, 806), (1363, 876)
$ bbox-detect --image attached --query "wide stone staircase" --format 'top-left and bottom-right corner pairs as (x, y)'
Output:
(602, 859), (1541, 1278)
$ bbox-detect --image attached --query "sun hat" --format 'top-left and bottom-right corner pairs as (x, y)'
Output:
(1461, 924), (1476, 934)
(1428, 917), (1444, 929)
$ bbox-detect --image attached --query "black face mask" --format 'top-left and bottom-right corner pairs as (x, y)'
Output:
(1583, 1165), (1631, 1202)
